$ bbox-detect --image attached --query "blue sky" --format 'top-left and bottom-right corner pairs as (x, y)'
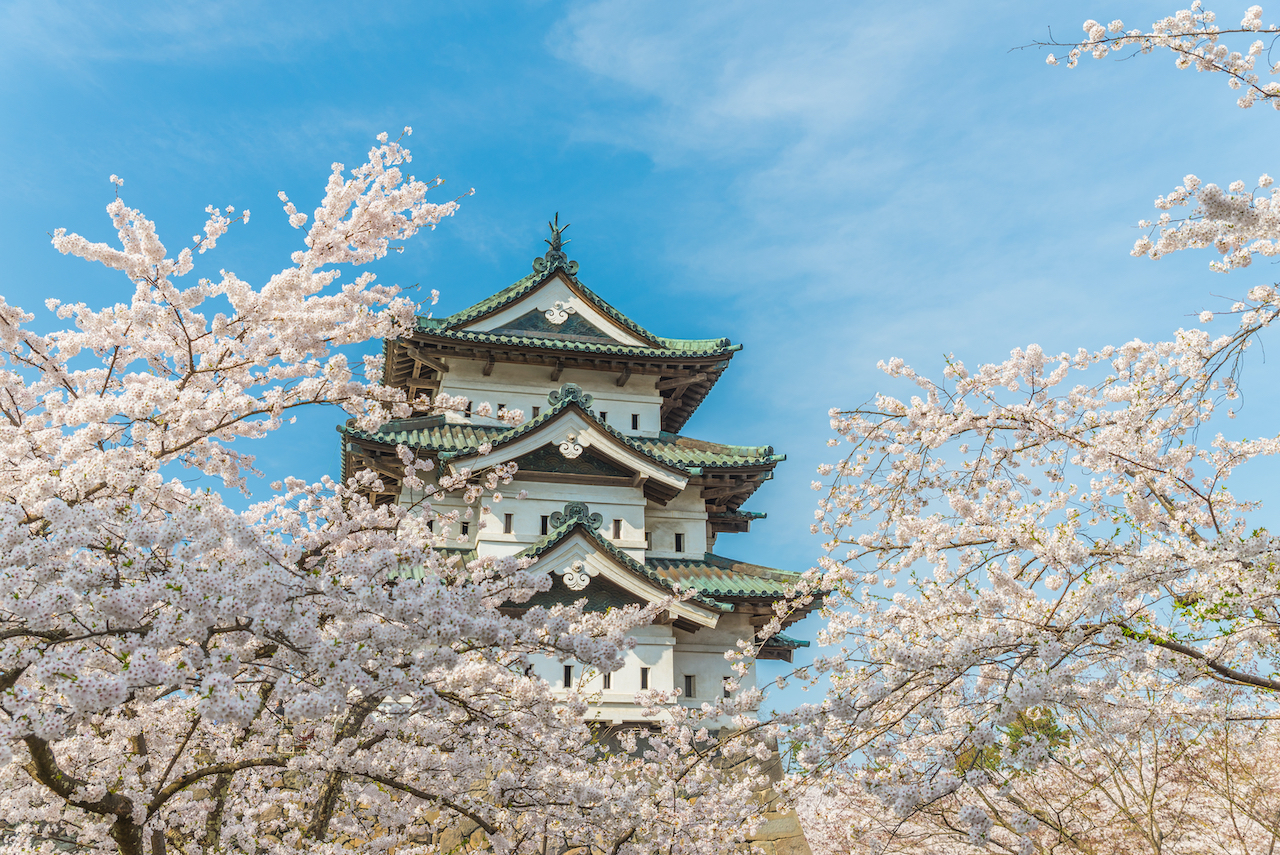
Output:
(5, 1), (1280, 693)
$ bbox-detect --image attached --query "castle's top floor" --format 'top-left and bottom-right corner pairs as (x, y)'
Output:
(382, 221), (741, 433)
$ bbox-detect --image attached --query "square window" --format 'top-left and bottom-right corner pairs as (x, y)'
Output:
(631, 413), (639, 430)
(683, 675), (695, 698)
(674, 533), (685, 553)
(612, 519), (622, 539)
(640, 667), (650, 690)
(504, 513), (513, 534)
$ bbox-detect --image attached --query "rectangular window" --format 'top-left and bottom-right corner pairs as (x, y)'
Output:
(723, 677), (732, 698)
(640, 667), (650, 690)
(612, 519), (622, 539)
(674, 532), (685, 553)
(461, 523), (469, 536)
(683, 675), (695, 698)
(564, 665), (573, 689)
(503, 513), (513, 534)
(427, 519), (434, 532)
(600, 411), (608, 423)
(645, 531), (652, 549)
(602, 672), (611, 690)
(465, 402), (472, 416)
(532, 406), (540, 417)
(631, 413), (639, 430)
(498, 403), (506, 412)
(541, 515), (549, 536)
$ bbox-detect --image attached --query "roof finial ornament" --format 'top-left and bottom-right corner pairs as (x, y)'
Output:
(546, 212), (570, 253)
(533, 213), (580, 277)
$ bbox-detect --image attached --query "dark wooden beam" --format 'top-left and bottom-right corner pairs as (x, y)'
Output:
(404, 344), (449, 374)
(511, 471), (634, 488)
(351, 455), (403, 481)
(616, 365), (632, 387)
(482, 352), (496, 376)
(655, 372), (708, 392)
(701, 483), (756, 500)
(551, 360), (564, 381)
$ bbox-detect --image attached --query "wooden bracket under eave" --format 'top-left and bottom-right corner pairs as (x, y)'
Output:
(404, 343), (450, 374)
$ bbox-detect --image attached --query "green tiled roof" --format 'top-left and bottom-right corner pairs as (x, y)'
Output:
(340, 393), (784, 474)
(397, 547), (478, 580)
(417, 319), (738, 359)
(519, 513), (731, 612)
(763, 632), (809, 650)
(646, 553), (804, 599)
(416, 265), (740, 359)
(635, 432), (783, 470)
(709, 510), (767, 521)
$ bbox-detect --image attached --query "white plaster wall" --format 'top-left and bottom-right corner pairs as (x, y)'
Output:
(437, 358), (664, 437)
(644, 490), (709, 558)
(672, 613), (758, 707)
(535, 624), (677, 724)
(403, 478), (651, 559)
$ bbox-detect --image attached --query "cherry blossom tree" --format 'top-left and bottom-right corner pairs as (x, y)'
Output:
(0, 133), (767, 855)
(794, 6), (1280, 854)
(799, 698), (1280, 855)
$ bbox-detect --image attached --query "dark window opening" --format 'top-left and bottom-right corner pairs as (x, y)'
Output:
(640, 667), (650, 690)
(498, 403), (506, 413)
(600, 411), (608, 423)
(504, 513), (514, 534)
(612, 519), (622, 539)
(602, 672), (611, 690)
(645, 531), (652, 549)
(541, 515), (549, 536)
(564, 665), (573, 689)
(723, 677), (733, 698)
(684, 675), (695, 698)
(532, 406), (540, 417)
(674, 532), (685, 552)
(631, 413), (639, 430)
(461, 522), (469, 536)
(465, 402), (472, 416)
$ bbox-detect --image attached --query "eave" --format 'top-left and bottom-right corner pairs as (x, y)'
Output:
(340, 384), (785, 513)
(383, 332), (736, 433)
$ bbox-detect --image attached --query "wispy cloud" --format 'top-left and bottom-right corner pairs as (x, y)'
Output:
(1, 0), (342, 73)
(552, 1), (914, 163)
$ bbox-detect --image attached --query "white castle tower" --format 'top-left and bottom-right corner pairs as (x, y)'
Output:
(340, 218), (812, 725)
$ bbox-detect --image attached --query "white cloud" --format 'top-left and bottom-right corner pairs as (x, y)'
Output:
(553, 1), (916, 164)
(0, 0), (340, 71)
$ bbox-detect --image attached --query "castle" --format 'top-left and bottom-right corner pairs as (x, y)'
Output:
(338, 219), (811, 726)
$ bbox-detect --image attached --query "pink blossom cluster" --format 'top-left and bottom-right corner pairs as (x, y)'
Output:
(1043, 6), (1280, 271)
